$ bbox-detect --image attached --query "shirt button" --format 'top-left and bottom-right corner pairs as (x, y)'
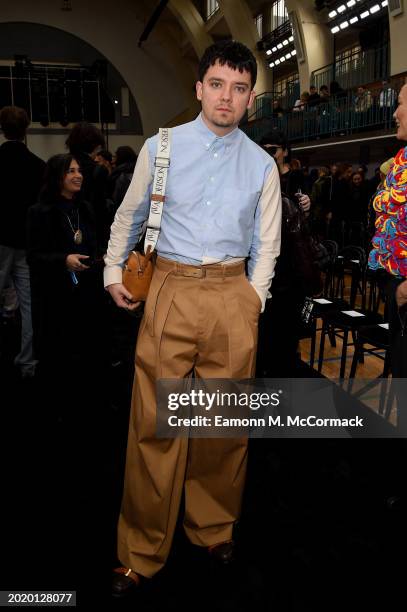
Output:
(214, 153), (218, 158)
(210, 177), (214, 182)
(206, 143), (210, 148)
(206, 201), (211, 206)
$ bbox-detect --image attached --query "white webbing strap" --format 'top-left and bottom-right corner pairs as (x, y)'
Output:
(144, 127), (171, 254)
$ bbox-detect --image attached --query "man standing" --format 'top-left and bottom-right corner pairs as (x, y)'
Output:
(0, 106), (45, 378)
(104, 40), (281, 596)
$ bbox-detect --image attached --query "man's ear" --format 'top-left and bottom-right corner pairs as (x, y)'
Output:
(247, 89), (256, 110)
(196, 81), (203, 102)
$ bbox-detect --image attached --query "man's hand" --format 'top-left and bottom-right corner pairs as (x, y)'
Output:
(396, 280), (407, 308)
(66, 254), (90, 272)
(297, 193), (311, 215)
(106, 282), (142, 311)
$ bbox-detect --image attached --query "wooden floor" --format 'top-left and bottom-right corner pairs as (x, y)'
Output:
(298, 276), (397, 425)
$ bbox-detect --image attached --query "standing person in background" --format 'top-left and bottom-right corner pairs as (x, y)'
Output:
(65, 122), (112, 251)
(319, 85), (330, 103)
(308, 85), (321, 108)
(257, 128), (313, 377)
(368, 84), (407, 514)
(347, 171), (371, 246)
(327, 162), (353, 247)
(311, 166), (332, 239)
(108, 146), (138, 208)
(26, 154), (108, 425)
(369, 82), (407, 382)
(0, 106), (45, 379)
(95, 149), (113, 175)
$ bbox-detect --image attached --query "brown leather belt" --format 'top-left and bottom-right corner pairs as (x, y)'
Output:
(156, 256), (245, 278)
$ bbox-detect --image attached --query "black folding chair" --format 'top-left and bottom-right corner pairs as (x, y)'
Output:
(317, 246), (384, 379)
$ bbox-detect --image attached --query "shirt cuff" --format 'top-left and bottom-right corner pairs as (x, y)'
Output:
(104, 265), (123, 288)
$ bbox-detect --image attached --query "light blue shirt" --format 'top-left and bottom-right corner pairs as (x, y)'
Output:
(104, 113), (282, 308)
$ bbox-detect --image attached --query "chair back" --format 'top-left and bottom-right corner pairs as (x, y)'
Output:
(336, 245), (367, 307)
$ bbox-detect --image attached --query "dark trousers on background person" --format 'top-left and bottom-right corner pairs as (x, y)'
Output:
(256, 289), (302, 378)
(117, 256), (261, 578)
(0, 245), (36, 375)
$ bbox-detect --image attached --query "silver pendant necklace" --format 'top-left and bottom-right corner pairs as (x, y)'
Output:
(65, 209), (82, 245)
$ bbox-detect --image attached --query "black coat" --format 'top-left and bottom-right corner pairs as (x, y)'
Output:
(26, 198), (106, 365)
(74, 152), (113, 251)
(0, 141), (45, 248)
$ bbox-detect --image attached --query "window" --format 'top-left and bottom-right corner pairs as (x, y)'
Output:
(271, 0), (288, 32)
(255, 14), (263, 38)
(206, 0), (219, 20)
(273, 73), (300, 109)
(336, 45), (361, 74)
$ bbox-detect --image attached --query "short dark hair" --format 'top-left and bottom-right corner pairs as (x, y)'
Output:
(115, 145), (137, 167)
(39, 153), (79, 205)
(260, 128), (288, 150)
(96, 149), (113, 163)
(198, 40), (257, 88)
(65, 122), (105, 156)
(0, 106), (30, 140)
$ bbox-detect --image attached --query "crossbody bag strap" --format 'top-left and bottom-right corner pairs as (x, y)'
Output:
(144, 127), (171, 255)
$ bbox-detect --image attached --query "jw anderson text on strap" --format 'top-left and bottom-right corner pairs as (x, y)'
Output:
(122, 128), (171, 301)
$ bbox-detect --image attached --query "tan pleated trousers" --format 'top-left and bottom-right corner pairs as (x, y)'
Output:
(117, 256), (261, 577)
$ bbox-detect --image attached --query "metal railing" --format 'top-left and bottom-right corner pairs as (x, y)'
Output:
(250, 79), (300, 122)
(242, 82), (400, 144)
(311, 44), (389, 92)
(0, 63), (115, 126)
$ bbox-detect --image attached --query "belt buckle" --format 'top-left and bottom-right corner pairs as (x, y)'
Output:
(183, 267), (205, 278)
(191, 267), (205, 278)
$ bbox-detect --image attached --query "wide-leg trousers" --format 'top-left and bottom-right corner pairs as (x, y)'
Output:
(117, 256), (262, 577)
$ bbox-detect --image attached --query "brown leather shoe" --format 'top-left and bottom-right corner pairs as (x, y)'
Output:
(207, 540), (235, 565)
(112, 567), (142, 598)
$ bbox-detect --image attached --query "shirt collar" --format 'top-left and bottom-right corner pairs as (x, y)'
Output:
(193, 112), (241, 148)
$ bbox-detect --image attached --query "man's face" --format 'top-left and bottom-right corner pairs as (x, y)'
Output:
(196, 60), (255, 135)
(357, 87), (364, 96)
(394, 84), (407, 141)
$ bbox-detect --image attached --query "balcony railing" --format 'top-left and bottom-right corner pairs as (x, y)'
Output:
(242, 83), (400, 144)
(311, 44), (389, 92)
(251, 80), (300, 122)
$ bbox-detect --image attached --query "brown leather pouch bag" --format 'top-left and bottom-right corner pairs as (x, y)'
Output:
(122, 246), (154, 301)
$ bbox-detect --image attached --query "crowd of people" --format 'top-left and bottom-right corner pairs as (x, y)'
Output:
(0, 107), (139, 427)
(0, 102), (396, 388)
(272, 79), (397, 117)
